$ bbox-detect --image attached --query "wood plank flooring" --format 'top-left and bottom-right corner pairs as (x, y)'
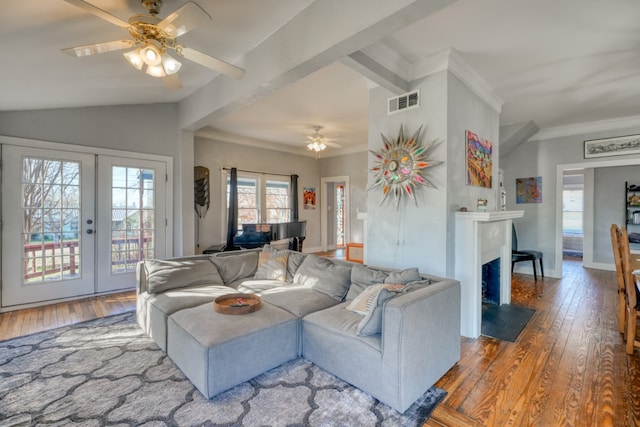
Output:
(0, 256), (637, 426)
(0, 291), (135, 341)
(427, 258), (640, 427)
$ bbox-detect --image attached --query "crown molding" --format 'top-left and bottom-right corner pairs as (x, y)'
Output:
(530, 115), (640, 141)
(195, 128), (367, 159)
(411, 48), (504, 113)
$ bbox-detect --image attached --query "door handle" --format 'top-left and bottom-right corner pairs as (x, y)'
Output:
(87, 229), (94, 234)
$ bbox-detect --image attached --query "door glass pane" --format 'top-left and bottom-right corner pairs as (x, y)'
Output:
(21, 157), (81, 283)
(111, 166), (155, 274)
(266, 180), (290, 223)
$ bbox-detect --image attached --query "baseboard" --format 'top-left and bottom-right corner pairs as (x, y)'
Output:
(303, 246), (323, 254)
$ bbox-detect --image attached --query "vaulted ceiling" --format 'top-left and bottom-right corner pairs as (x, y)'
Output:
(3, 0), (640, 157)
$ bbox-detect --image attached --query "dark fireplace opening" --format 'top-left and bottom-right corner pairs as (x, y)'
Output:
(482, 258), (501, 305)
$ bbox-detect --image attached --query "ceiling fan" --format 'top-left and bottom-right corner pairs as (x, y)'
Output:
(305, 125), (342, 154)
(61, 0), (245, 89)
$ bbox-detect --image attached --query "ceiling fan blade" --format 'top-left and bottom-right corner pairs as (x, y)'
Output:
(63, 0), (130, 28)
(179, 47), (245, 80)
(163, 74), (182, 90)
(62, 39), (135, 57)
(158, 1), (211, 38)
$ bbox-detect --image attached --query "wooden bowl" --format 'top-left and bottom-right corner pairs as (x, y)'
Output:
(213, 293), (262, 315)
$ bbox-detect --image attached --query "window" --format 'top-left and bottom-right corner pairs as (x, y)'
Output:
(227, 173), (290, 229)
(562, 189), (583, 234)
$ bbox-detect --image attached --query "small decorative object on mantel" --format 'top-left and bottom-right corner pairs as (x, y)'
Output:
(477, 198), (488, 211)
(369, 124), (442, 209)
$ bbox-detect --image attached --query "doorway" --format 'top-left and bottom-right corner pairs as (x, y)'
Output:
(1, 144), (169, 308)
(562, 173), (584, 259)
(320, 176), (350, 252)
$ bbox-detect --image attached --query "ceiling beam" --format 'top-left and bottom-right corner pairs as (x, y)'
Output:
(499, 121), (539, 158)
(178, 0), (459, 131)
(340, 50), (409, 95)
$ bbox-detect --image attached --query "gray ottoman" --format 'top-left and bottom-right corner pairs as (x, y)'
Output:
(166, 301), (298, 398)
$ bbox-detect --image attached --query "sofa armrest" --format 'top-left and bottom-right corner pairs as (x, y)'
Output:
(382, 278), (461, 409)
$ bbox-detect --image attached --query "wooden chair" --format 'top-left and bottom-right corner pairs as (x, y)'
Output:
(610, 224), (627, 334)
(619, 227), (640, 354)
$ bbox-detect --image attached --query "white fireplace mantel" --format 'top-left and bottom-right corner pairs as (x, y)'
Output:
(454, 210), (524, 338)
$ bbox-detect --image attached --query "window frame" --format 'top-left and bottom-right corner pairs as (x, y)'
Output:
(223, 171), (291, 235)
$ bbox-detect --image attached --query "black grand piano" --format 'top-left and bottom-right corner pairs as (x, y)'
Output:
(204, 220), (307, 253)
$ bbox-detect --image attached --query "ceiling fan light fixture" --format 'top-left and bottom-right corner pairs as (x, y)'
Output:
(140, 43), (162, 66)
(161, 54), (182, 75)
(307, 141), (326, 152)
(146, 64), (166, 77)
(123, 48), (144, 70)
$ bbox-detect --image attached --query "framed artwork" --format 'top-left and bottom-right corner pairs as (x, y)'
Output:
(516, 177), (542, 203)
(584, 134), (640, 158)
(465, 130), (492, 188)
(303, 187), (316, 209)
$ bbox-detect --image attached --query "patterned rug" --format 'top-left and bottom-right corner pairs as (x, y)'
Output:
(0, 312), (446, 426)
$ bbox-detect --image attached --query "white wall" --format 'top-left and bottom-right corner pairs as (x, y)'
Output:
(0, 104), (190, 255)
(193, 137), (322, 252)
(366, 70), (499, 277)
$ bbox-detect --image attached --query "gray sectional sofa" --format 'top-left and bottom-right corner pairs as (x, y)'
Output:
(136, 247), (461, 413)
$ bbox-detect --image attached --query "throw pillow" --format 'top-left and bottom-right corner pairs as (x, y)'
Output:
(293, 254), (352, 301)
(261, 245), (307, 282)
(254, 250), (289, 281)
(145, 258), (223, 294)
(346, 283), (406, 336)
(384, 267), (422, 284)
(402, 278), (432, 294)
(346, 264), (389, 301)
(210, 251), (259, 284)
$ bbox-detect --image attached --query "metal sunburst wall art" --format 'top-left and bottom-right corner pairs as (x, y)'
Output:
(369, 124), (442, 209)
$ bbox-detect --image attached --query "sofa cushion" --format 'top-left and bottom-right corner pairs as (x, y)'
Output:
(384, 268), (422, 284)
(254, 250), (289, 281)
(303, 302), (382, 352)
(261, 286), (339, 317)
(148, 284), (235, 316)
(145, 258), (223, 294)
(211, 251), (259, 285)
(286, 251), (308, 282)
(346, 265), (389, 301)
(237, 279), (288, 294)
(347, 284), (406, 336)
(293, 254), (352, 301)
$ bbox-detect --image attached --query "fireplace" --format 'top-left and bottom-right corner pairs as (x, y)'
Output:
(454, 210), (524, 338)
(482, 258), (501, 305)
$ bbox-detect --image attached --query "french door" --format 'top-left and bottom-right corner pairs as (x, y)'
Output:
(1, 145), (167, 307)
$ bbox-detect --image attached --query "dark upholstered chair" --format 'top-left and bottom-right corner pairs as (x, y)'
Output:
(512, 224), (544, 281)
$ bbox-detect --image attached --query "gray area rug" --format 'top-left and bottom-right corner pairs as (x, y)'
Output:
(0, 312), (446, 426)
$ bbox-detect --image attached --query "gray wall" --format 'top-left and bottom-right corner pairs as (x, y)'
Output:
(0, 104), (189, 256)
(193, 138), (322, 251)
(502, 125), (640, 275)
(319, 151), (368, 243)
(594, 166), (640, 263)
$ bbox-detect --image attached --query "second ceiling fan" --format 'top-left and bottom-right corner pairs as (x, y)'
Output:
(62, 0), (246, 88)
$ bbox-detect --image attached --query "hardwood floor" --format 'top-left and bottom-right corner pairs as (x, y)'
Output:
(0, 291), (136, 341)
(427, 258), (640, 427)
(1, 256), (637, 426)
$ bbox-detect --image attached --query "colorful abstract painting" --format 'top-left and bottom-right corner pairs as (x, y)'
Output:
(303, 187), (316, 209)
(516, 177), (542, 203)
(466, 130), (493, 188)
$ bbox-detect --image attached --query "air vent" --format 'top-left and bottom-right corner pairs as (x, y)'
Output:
(388, 90), (420, 114)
